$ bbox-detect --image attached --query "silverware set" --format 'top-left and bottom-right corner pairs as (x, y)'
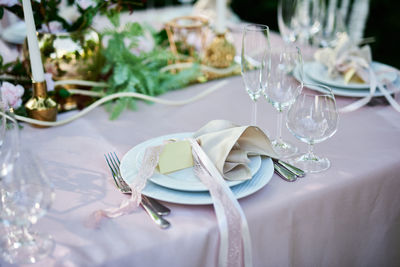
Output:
(104, 152), (171, 229)
(272, 158), (305, 182)
(105, 152), (305, 228)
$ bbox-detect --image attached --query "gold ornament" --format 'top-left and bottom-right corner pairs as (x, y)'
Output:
(23, 29), (101, 111)
(203, 33), (235, 68)
(165, 16), (209, 64)
(25, 81), (57, 128)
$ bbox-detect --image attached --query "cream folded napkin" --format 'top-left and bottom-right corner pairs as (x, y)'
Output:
(314, 33), (372, 83)
(193, 120), (277, 181)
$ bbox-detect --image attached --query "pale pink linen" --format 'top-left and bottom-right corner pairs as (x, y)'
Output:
(1, 9), (399, 267)
(3, 68), (398, 267)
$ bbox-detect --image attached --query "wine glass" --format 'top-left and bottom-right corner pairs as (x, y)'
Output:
(286, 84), (339, 173)
(315, 6), (347, 48)
(264, 45), (303, 158)
(0, 151), (55, 264)
(241, 24), (270, 125)
(0, 102), (19, 178)
(278, 0), (322, 45)
(278, 0), (299, 43)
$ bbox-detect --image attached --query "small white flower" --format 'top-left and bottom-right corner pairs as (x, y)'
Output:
(0, 0), (19, 7)
(0, 40), (20, 64)
(0, 82), (24, 110)
(39, 21), (66, 33)
(59, 4), (80, 25)
(77, 0), (96, 9)
(44, 73), (55, 92)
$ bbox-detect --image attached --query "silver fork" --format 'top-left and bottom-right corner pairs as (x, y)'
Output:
(105, 152), (171, 216)
(104, 152), (170, 229)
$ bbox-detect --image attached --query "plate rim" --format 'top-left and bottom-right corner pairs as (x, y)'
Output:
(150, 155), (261, 192)
(293, 64), (392, 97)
(120, 132), (274, 205)
(305, 61), (396, 90)
(121, 132), (261, 192)
(142, 158), (273, 205)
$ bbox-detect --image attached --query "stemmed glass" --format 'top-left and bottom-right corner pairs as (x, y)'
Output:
(278, 0), (322, 45)
(0, 102), (19, 178)
(264, 45), (303, 158)
(278, 0), (299, 43)
(241, 24), (270, 125)
(286, 84), (339, 173)
(0, 151), (55, 264)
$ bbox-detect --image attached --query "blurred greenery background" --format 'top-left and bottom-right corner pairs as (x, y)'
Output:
(142, 0), (400, 69)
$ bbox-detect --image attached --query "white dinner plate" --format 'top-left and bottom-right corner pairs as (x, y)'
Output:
(121, 132), (261, 192)
(305, 61), (397, 90)
(125, 158), (273, 205)
(149, 155), (261, 192)
(120, 133), (274, 205)
(1, 21), (26, 45)
(293, 65), (397, 97)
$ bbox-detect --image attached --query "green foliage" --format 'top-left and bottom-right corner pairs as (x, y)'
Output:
(0, 0), (143, 32)
(0, 1), (200, 120)
(101, 22), (199, 119)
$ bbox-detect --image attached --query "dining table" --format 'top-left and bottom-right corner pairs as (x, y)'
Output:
(1, 6), (400, 267)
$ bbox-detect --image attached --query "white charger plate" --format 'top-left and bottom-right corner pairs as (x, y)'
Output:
(120, 132), (261, 192)
(149, 155), (261, 192)
(120, 133), (274, 205)
(305, 61), (397, 90)
(294, 65), (395, 97)
(124, 158), (273, 205)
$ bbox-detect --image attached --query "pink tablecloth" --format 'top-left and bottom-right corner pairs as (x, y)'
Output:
(0, 71), (398, 267)
(1, 8), (400, 267)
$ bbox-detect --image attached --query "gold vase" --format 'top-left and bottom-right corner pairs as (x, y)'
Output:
(24, 28), (102, 111)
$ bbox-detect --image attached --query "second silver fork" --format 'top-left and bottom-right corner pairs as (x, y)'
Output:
(105, 152), (171, 229)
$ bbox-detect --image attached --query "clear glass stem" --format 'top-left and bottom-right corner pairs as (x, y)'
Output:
(252, 101), (258, 126)
(276, 110), (283, 143)
(306, 143), (316, 160)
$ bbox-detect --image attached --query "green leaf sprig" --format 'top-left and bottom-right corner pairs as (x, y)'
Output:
(100, 22), (199, 119)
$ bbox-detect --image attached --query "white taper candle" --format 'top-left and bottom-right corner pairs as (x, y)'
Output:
(216, 0), (226, 34)
(22, 0), (45, 82)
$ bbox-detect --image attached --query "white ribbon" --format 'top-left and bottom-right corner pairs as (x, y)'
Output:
(189, 138), (252, 267)
(89, 138), (253, 267)
(377, 80), (400, 112)
(338, 67), (376, 113)
(339, 67), (400, 113)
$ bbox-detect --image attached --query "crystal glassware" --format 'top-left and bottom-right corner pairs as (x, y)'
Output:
(278, 0), (322, 45)
(241, 23), (270, 125)
(264, 45), (303, 158)
(286, 84), (339, 173)
(278, 0), (299, 43)
(0, 151), (55, 264)
(314, 3), (347, 48)
(0, 102), (19, 178)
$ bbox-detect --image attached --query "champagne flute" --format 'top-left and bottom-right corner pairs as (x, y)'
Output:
(241, 24), (270, 125)
(278, 0), (322, 45)
(264, 45), (303, 158)
(286, 84), (338, 173)
(278, 0), (299, 43)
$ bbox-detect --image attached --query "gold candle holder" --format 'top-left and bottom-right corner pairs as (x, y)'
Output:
(202, 33), (237, 79)
(204, 33), (235, 68)
(25, 81), (57, 128)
